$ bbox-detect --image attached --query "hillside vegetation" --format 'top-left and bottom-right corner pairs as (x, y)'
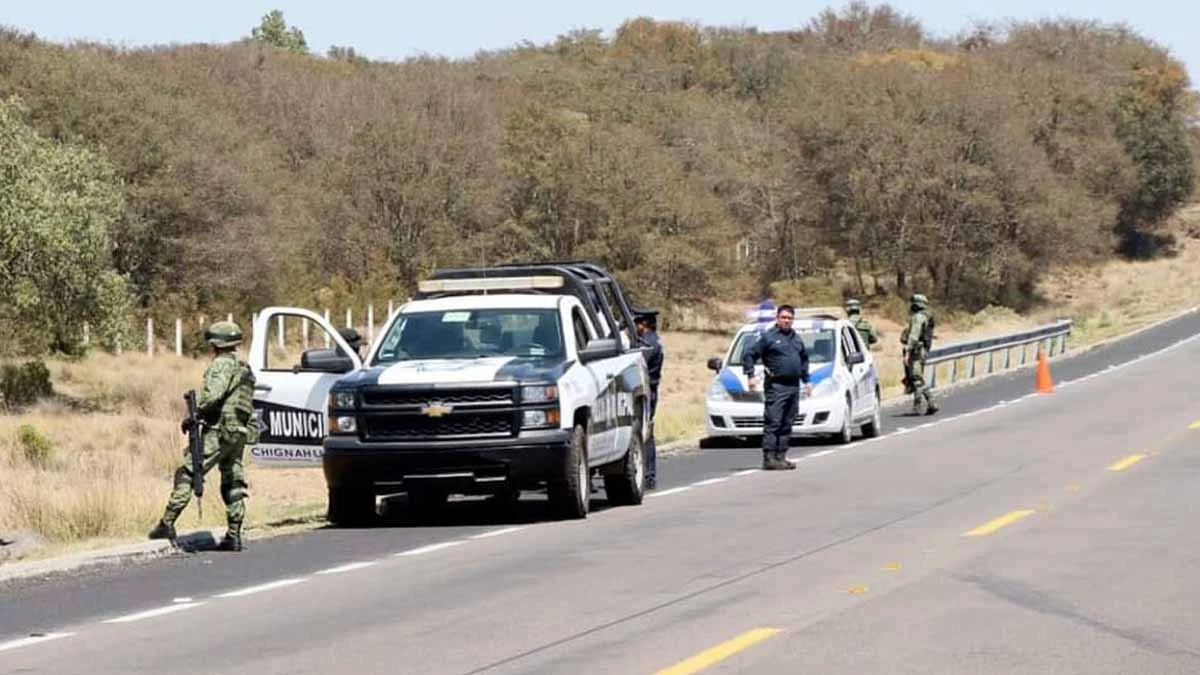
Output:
(0, 3), (1197, 357)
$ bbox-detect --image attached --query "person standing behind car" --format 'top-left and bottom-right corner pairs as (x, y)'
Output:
(633, 308), (662, 490)
(742, 305), (812, 471)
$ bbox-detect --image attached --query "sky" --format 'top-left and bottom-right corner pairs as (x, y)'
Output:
(2, 1), (1196, 85)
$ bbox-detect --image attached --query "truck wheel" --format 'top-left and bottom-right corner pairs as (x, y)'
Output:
(604, 426), (645, 506)
(327, 484), (376, 527)
(548, 424), (589, 520)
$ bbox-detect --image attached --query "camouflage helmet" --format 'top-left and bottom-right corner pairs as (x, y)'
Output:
(845, 298), (861, 315)
(910, 293), (929, 310)
(204, 320), (244, 348)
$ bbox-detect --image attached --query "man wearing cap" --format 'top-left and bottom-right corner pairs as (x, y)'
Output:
(633, 308), (663, 490)
(845, 299), (879, 349)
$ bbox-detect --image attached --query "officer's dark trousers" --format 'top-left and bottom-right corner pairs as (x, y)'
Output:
(762, 381), (800, 454)
(645, 386), (658, 483)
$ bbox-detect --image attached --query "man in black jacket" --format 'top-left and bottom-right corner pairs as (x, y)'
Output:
(633, 308), (663, 489)
(742, 304), (812, 470)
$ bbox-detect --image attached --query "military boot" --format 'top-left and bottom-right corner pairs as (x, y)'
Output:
(774, 451), (796, 470)
(147, 520), (176, 541)
(217, 525), (243, 552)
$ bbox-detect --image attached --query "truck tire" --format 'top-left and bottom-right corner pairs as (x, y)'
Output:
(547, 424), (589, 520)
(327, 484), (375, 527)
(604, 425), (645, 506)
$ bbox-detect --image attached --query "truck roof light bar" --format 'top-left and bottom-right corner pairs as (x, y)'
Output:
(416, 275), (565, 293)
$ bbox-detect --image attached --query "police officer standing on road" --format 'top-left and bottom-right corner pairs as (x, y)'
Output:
(633, 308), (663, 490)
(742, 305), (812, 470)
(148, 321), (258, 552)
(900, 293), (939, 416)
(845, 298), (879, 349)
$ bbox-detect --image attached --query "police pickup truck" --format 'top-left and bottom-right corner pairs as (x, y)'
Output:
(247, 262), (653, 524)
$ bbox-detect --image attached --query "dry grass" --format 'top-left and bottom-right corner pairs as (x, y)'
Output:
(4, 214), (1200, 561)
(1, 352), (327, 562)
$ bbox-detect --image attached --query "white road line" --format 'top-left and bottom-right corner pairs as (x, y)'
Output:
(647, 486), (693, 498)
(733, 469), (760, 476)
(172, 597), (193, 603)
(0, 632), (75, 653)
(469, 526), (529, 540)
(394, 541), (464, 557)
(214, 578), (307, 598)
(315, 561), (378, 575)
(806, 449), (838, 458)
(103, 602), (204, 623)
(691, 477), (730, 486)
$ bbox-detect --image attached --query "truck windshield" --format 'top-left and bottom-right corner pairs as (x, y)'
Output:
(372, 309), (564, 365)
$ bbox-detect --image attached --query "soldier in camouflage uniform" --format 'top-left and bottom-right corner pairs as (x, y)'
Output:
(148, 321), (258, 551)
(845, 299), (879, 349)
(900, 294), (939, 416)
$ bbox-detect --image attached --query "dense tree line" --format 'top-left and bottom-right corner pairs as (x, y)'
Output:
(0, 4), (1196, 354)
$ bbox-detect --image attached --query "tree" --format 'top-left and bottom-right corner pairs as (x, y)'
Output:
(0, 96), (131, 356)
(250, 10), (309, 54)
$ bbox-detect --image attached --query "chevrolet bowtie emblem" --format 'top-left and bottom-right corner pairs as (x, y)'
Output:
(421, 402), (453, 418)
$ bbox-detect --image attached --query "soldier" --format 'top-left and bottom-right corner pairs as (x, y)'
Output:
(148, 321), (258, 551)
(743, 304), (812, 470)
(337, 327), (365, 359)
(845, 298), (879, 349)
(633, 308), (663, 490)
(900, 293), (939, 415)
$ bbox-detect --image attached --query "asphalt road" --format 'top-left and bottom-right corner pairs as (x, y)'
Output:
(2, 307), (1200, 673)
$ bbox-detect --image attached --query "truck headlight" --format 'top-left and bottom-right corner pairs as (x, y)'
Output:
(521, 385), (558, 403)
(707, 378), (732, 402)
(328, 416), (356, 434)
(522, 409), (561, 428)
(329, 391), (356, 409)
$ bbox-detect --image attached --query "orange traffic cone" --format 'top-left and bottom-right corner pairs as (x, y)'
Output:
(1035, 346), (1054, 393)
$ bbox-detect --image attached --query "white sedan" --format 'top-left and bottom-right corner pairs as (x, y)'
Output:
(702, 315), (882, 445)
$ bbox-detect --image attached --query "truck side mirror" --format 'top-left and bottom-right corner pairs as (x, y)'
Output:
(578, 338), (620, 363)
(706, 356), (722, 371)
(300, 348), (355, 373)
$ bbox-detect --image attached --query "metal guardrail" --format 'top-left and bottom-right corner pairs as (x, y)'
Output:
(923, 319), (1073, 388)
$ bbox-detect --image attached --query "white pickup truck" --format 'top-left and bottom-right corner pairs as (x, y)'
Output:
(247, 262), (653, 524)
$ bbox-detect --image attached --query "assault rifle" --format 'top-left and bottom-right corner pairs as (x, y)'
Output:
(183, 390), (205, 518)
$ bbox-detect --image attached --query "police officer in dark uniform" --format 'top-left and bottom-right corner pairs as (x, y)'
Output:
(633, 308), (663, 490)
(742, 304), (811, 470)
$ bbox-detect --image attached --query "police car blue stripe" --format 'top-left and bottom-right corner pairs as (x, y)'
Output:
(808, 363), (835, 384)
(718, 367), (745, 393)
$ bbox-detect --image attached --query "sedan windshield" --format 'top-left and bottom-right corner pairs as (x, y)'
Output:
(372, 309), (564, 365)
(726, 328), (836, 367)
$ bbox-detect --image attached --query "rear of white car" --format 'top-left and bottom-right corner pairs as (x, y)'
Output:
(703, 317), (881, 444)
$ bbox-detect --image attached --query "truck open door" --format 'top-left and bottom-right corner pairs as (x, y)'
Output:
(248, 307), (363, 467)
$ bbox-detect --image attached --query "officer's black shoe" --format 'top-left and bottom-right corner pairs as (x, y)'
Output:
(646, 477), (657, 490)
(147, 521), (176, 541)
(925, 404), (939, 416)
(762, 453), (796, 470)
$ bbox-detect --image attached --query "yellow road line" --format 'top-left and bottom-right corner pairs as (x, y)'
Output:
(654, 628), (783, 675)
(1107, 454), (1147, 472)
(963, 509), (1036, 537)
(1189, 420), (1200, 430)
